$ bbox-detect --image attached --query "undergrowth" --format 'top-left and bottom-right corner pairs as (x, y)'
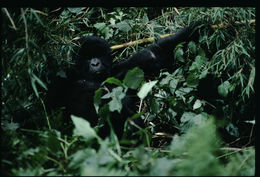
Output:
(1, 7), (255, 176)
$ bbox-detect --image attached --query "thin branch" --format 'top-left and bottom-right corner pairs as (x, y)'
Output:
(211, 19), (255, 29)
(2, 8), (17, 30)
(34, 9), (48, 16)
(152, 132), (173, 138)
(138, 99), (143, 113)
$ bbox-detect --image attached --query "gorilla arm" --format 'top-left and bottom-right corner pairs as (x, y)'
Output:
(112, 22), (200, 79)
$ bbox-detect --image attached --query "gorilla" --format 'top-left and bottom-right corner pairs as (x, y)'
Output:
(46, 22), (200, 138)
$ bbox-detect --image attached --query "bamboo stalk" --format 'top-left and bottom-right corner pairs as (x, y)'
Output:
(110, 20), (255, 51)
(110, 33), (174, 50)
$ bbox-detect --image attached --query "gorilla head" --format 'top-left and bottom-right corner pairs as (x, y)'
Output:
(76, 36), (112, 84)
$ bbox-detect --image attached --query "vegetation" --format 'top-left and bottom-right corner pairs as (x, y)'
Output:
(1, 7), (255, 176)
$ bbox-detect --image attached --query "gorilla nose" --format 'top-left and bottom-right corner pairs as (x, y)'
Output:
(90, 58), (101, 67)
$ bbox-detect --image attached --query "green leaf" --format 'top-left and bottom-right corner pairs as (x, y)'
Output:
(68, 149), (96, 170)
(175, 48), (184, 62)
(71, 115), (98, 141)
(31, 78), (39, 98)
(57, 70), (67, 78)
(160, 75), (171, 85)
(193, 99), (202, 110)
(98, 104), (110, 119)
(195, 55), (206, 70)
(94, 22), (106, 30)
(137, 80), (158, 100)
(108, 87), (126, 113)
(3, 121), (20, 131)
(225, 123), (239, 137)
(188, 41), (197, 54)
(248, 66), (255, 92)
(10, 48), (25, 63)
(94, 88), (102, 113)
(180, 112), (197, 123)
(169, 78), (178, 95)
(123, 67), (144, 89)
(101, 92), (112, 99)
(68, 7), (86, 14)
(218, 81), (230, 97)
(170, 119), (222, 176)
(180, 112), (208, 133)
(115, 21), (131, 32)
(175, 87), (193, 98)
(198, 47), (206, 57)
(199, 69), (208, 79)
(186, 71), (199, 87)
(149, 97), (160, 114)
(44, 130), (61, 153)
(32, 72), (47, 90)
(104, 77), (123, 86)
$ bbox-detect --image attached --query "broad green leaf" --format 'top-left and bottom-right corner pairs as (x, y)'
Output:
(98, 104), (110, 119)
(170, 118), (222, 176)
(137, 80), (158, 100)
(175, 87), (193, 97)
(68, 149), (96, 170)
(94, 88), (102, 113)
(108, 87), (126, 113)
(4, 121), (19, 131)
(175, 48), (184, 62)
(169, 78), (178, 94)
(115, 21), (131, 32)
(193, 99), (202, 110)
(71, 115), (98, 141)
(44, 130), (60, 153)
(123, 67), (144, 90)
(101, 92), (112, 99)
(180, 112), (197, 123)
(104, 77), (123, 86)
(160, 75), (171, 85)
(94, 22), (106, 30)
(198, 47), (206, 57)
(186, 71), (199, 87)
(218, 81), (230, 97)
(149, 97), (160, 114)
(199, 69), (208, 79)
(67, 8), (86, 14)
(188, 41), (197, 54)
(225, 123), (239, 137)
(195, 55), (206, 70)
(180, 112), (208, 132)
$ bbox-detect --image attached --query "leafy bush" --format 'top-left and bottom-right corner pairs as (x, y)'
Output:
(1, 7), (255, 176)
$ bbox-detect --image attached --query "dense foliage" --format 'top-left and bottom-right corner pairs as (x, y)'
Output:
(1, 7), (255, 176)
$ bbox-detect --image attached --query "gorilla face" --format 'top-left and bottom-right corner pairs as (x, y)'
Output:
(76, 36), (112, 82)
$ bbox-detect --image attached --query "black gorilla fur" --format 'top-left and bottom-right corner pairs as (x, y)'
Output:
(112, 23), (199, 79)
(46, 22), (200, 138)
